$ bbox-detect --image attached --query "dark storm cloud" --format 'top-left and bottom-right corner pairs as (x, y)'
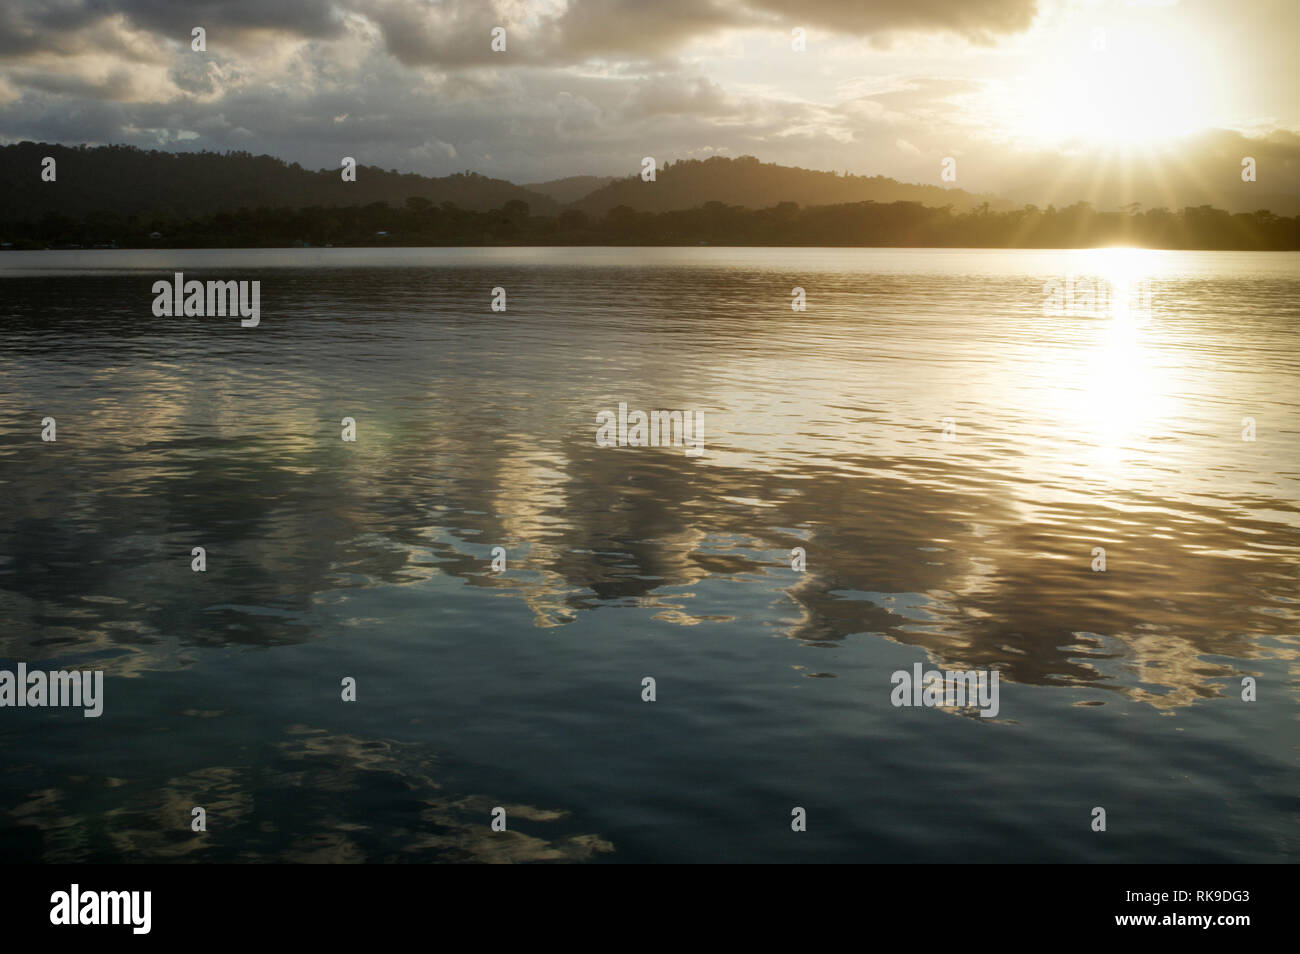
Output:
(101, 0), (344, 38)
(0, 2), (113, 57)
(0, 0), (343, 59)
(5, 65), (141, 100)
(0, 0), (1047, 162)
(360, 0), (1040, 67)
(0, 0), (1040, 66)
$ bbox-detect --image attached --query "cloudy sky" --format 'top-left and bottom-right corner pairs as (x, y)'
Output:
(1, 0), (1296, 194)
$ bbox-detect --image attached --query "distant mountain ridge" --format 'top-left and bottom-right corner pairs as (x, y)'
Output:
(523, 175), (617, 204)
(0, 142), (560, 223)
(568, 155), (1013, 216)
(0, 144), (1017, 227)
(2, 143), (1295, 228)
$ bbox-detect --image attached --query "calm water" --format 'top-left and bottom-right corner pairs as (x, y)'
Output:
(1, 247), (1297, 863)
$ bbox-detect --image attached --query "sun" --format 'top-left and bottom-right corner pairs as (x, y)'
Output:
(1011, 20), (1217, 150)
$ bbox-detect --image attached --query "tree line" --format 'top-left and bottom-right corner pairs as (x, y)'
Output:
(4, 196), (1296, 250)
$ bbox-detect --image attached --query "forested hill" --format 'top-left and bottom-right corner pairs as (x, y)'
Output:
(571, 155), (1011, 217)
(2, 143), (1295, 249)
(0, 142), (560, 222)
(4, 196), (1294, 250)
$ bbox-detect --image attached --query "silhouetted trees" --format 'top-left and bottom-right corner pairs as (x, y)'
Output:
(5, 196), (1296, 249)
(3, 187), (1296, 252)
(4, 142), (1296, 249)
(0, 141), (559, 227)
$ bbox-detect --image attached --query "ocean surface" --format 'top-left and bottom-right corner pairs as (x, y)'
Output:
(0, 246), (1296, 863)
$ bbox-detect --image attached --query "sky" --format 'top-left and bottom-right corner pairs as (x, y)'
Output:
(0, 0), (1296, 198)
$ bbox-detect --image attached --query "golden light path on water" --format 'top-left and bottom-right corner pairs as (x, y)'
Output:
(1050, 247), (1173, 472)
